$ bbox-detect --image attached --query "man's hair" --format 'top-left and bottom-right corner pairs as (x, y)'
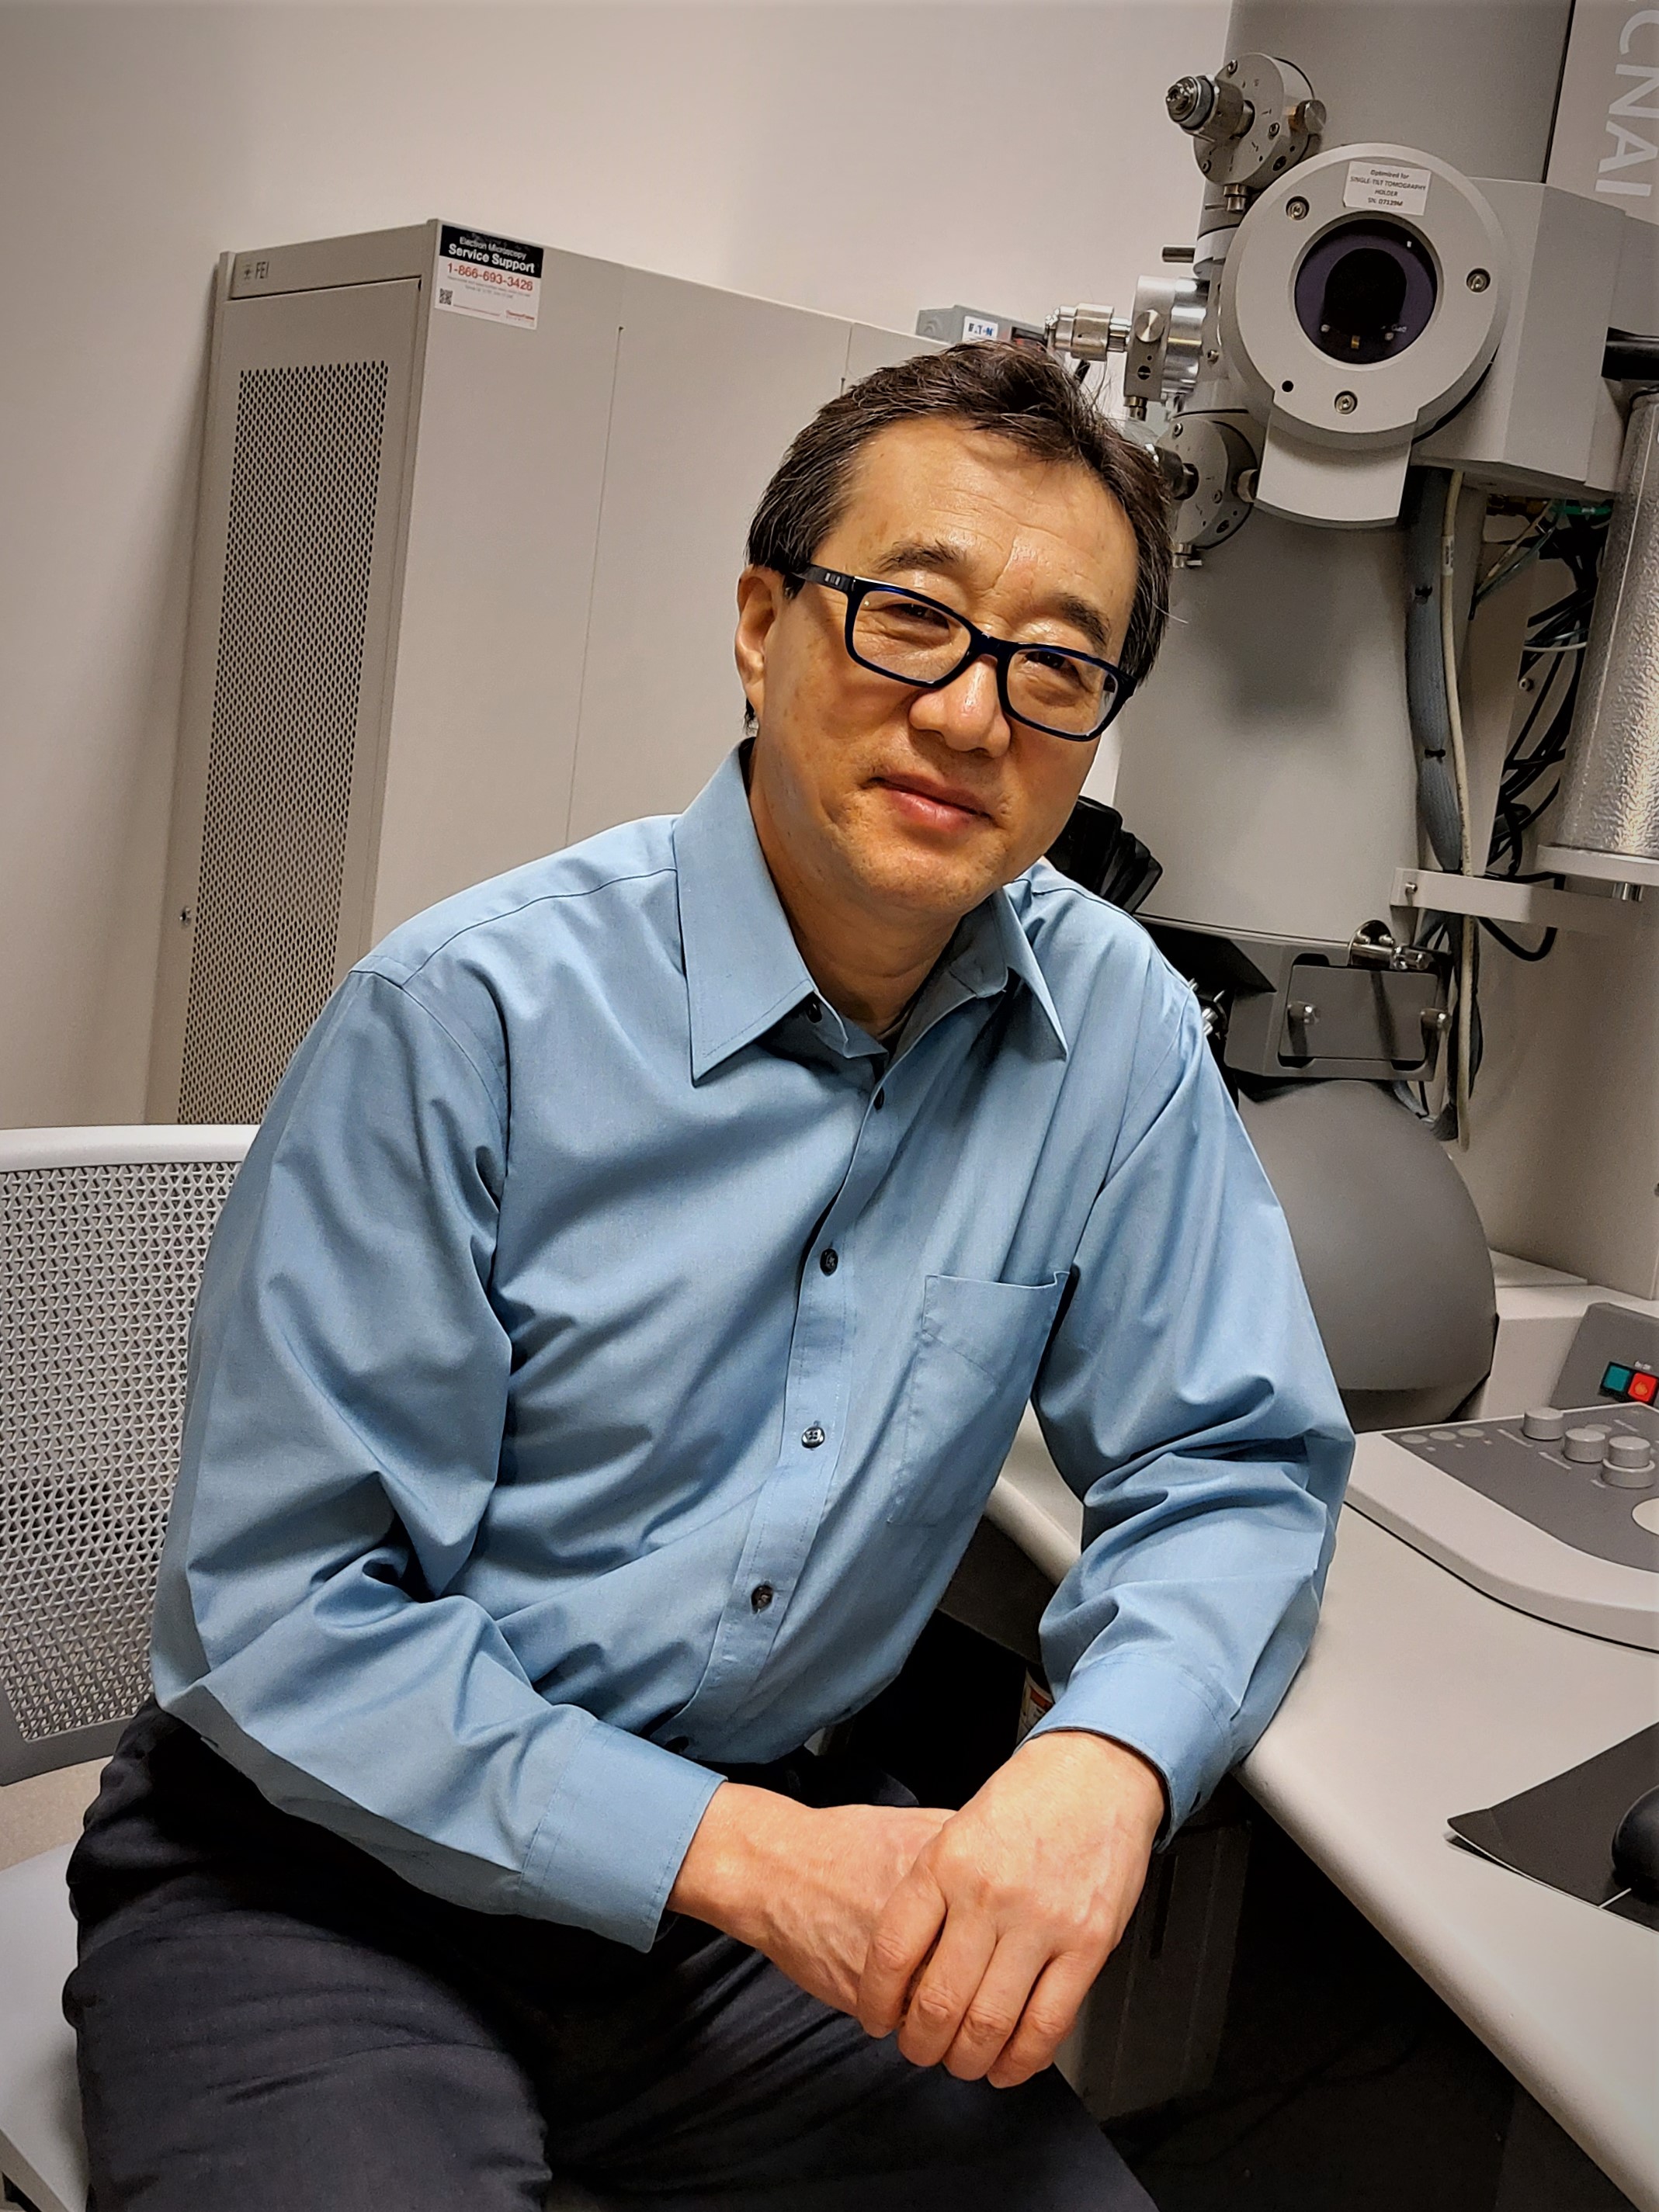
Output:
(744, 341), (1173, 695)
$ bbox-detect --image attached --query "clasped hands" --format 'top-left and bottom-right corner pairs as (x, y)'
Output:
(668, 1729), (1166, 2089)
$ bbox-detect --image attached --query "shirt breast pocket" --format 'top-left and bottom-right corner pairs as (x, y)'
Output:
(887, 1271), (1067, 1529)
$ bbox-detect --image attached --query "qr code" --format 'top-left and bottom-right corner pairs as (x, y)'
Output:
(439, 287), (453, 306)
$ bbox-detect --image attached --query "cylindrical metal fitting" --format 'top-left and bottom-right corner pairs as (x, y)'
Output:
(1046, 304), (1130, 362)
(1553, 394), (1659, 870)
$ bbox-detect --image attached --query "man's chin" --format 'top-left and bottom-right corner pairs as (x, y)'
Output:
(845, 836), (1010, 921)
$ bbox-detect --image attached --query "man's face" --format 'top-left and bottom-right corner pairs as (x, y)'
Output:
(735, 415), (1140, 927)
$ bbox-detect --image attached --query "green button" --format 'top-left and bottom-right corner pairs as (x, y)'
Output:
(1602, 1362), (1634, 1393)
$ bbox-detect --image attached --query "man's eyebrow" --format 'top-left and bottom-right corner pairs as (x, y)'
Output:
(870, 539), (1116, 660)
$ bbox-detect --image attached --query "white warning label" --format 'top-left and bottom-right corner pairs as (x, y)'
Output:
(434, 224), (543, 331)
(1342, 160), (1432, 217)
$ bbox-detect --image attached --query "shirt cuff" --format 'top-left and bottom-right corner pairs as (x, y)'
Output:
(516, 1715), (725, 1950)
(1027, 1656), (1231, 1837)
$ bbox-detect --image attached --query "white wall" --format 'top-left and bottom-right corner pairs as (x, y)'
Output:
(0, 0), (1223, 1129)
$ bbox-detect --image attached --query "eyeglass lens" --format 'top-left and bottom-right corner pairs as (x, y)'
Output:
(851, 589), (1115, 737)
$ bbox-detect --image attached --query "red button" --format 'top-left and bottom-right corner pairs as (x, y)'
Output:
(1627, 1371), (1657, 1404)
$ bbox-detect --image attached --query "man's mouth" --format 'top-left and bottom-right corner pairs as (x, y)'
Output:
(873, 775), (993, 830)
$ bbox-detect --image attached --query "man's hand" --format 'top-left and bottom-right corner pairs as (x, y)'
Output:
(856, 1731), (1165, 2089)
(668, 1784), (950, 2015)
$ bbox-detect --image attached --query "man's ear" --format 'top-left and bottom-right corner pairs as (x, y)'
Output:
(734, 566), (784, 726)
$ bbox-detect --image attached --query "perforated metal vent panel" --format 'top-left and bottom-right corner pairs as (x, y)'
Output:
(179, 359), (390, 1122)
(0, 1160), (238, 1746)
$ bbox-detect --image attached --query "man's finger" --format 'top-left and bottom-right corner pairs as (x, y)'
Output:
(984, 1951), (1102, 2089)
(892, 1909), (998, 2069)
(856, 1869), (948, 2039)
(935, 1931), (1054, 2082)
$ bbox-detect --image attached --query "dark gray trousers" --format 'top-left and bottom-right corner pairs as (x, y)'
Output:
(65, 1708), (1154, 2211)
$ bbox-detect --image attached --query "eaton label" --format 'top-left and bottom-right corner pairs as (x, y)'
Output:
(435, 224), (543, 331)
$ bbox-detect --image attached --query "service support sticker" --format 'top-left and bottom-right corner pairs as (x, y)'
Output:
(1342, 159), (1432, 217)
(434, 224), (543, 331)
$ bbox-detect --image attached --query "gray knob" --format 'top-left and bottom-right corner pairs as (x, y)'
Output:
(1522, 1408), (1566, 1441)
(1564, 1426), (1611, 1464)
(1605, 1434), (1655, 1487)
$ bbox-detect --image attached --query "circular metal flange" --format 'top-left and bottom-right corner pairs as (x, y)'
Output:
(1219, 141), (1508, 452)
(1190, 54), (1319, 192)
(1158, 414), (1257, 550)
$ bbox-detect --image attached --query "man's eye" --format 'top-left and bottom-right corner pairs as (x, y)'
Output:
(884, 598), (954, 633)
(1021, 649), (1088, 688)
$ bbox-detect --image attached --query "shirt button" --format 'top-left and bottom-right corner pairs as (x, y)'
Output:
(750, 1583), (775, 1613)
(801, 1424), (826, 1448)
(873, 1088), (886, 1111)
(819, 1248), (839, 1275)
(803, 995), (823, 1022)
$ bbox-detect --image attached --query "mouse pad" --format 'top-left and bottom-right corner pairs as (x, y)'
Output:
(1449, 1723), (1659, 1933)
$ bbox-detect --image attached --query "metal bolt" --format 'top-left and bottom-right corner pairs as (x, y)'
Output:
(1519, 675), (1535, 692)
(1334, 390), (1358, 414)
(1223, 57), (1236, 74)
(1206, 345), (1221, 362)
(1286, 196), (1310, 220)
(1467, 268), (1491, 293)
(1269, 120), (1279, 137)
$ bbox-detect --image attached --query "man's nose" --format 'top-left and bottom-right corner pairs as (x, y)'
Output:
(909, 654), (1011, 754)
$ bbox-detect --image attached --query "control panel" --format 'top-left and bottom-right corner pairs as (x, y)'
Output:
(1551, 1302), (1659, 1412)
(1345, 1299), (1659, 1649)
(1387, 1406), (1659, 1571)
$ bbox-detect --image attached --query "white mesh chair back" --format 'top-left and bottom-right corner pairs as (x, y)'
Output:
(0, 1127), (255, 1785)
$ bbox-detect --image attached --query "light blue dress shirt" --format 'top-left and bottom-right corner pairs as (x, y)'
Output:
(153, 747), (1352, 1953)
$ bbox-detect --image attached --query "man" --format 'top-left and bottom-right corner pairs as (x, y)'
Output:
(68, 344), (1352, 2210)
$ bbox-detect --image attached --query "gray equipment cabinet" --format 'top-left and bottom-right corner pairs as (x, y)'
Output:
(148, 222), (932, 1125)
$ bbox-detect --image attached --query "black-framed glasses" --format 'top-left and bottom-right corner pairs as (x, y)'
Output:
(790, 563), (1133, 740)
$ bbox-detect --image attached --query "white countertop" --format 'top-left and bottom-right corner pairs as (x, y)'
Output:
(987, 1411), (1659, 2211)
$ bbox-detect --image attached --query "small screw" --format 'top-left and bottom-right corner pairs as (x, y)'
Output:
(1206, 345), (1220, 362)
(179, 908), (193, 926)
(1334, 390), (1358, 414)
(1519, 675), (1535, 692)
(1269, 120), (1279, 137)
(1467, 268), (1491, 292)
(1223, 57), (1236, 74)
(1287, 196), (1310, 220)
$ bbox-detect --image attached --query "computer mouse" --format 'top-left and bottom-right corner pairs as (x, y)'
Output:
(1611, 1784), (1659, 1897)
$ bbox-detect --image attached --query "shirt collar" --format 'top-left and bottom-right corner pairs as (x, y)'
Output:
(672, 747), (1068, 1080)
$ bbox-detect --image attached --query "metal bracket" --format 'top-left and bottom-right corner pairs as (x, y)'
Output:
(1390, 867), (1651, 938)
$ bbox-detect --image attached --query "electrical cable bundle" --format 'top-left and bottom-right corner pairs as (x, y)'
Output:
(1404, 488), (1609, 1140)
(1483, 501), (1612, 909)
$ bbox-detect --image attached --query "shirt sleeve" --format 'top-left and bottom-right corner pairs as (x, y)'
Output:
(1026, 973), (1354, 1832)
(150, 967), (724, 1951)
